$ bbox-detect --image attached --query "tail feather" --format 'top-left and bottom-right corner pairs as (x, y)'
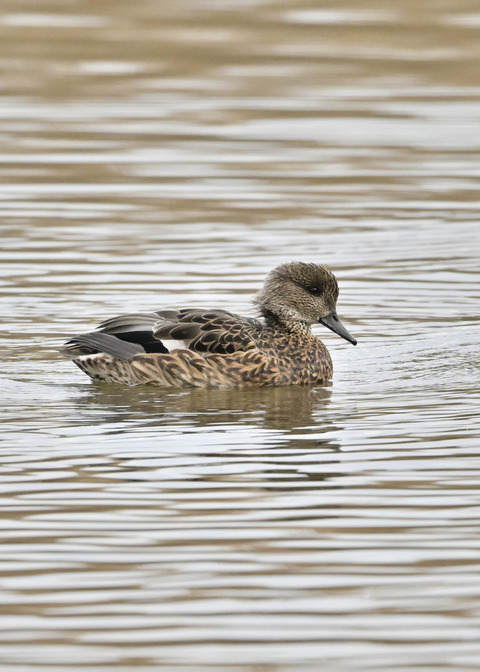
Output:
(60, 332), (145, 360)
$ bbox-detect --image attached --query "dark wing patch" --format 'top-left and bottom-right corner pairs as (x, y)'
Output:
(153, 309), (262, 355)
(95, 312), (168, 353)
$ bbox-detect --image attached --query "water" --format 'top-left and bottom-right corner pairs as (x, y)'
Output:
(1, 1), (480, 670)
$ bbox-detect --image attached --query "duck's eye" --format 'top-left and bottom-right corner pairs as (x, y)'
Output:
(307, 286), (320, 295)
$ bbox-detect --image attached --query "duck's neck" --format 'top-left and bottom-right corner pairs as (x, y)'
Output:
(262, 309), (311, 335)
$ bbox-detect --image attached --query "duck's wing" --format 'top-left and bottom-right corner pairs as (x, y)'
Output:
(96, 311), (177, 335)
(61, 309), (263, 360)
(95, 312), (170, 353)
(153, 308), (263, 355)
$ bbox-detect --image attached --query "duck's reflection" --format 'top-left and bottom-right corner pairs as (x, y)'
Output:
(66, 382), (345, 488)
(73, 381), (333, 432)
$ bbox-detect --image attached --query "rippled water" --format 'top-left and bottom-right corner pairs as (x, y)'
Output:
(2, 1), (480, 670)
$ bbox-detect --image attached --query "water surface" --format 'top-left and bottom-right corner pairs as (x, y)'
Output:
(1, 1), (480, 670)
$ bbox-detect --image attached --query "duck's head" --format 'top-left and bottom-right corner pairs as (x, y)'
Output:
(255, 261), (357, 345)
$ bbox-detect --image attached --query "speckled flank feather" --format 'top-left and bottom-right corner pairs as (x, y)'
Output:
(61, 262), (356, 388)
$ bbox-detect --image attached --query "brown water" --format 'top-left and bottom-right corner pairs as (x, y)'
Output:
(1, 1), (480, 670)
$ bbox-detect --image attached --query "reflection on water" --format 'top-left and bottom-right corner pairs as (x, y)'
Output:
(1, 0), (480, 670)
(77, 383), (332, 431)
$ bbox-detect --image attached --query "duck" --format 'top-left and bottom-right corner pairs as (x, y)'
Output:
(61, 261), (357, 388)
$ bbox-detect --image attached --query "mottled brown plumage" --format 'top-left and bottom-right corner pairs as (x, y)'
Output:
(61, 262), (357, 388)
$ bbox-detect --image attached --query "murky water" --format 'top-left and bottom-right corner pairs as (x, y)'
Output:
(1, 1), (480, 670)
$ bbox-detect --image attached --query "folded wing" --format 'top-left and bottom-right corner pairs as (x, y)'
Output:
(61, 308), (262, 359)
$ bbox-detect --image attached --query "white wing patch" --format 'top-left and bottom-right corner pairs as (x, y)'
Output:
(76, 353), (114, 363)
(160, 339), (189, 352)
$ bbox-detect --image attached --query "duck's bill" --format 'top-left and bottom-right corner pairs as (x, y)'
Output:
(319, 310), (357, 345)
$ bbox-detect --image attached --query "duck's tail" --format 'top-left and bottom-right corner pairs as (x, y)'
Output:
(59, 332), (145, 361)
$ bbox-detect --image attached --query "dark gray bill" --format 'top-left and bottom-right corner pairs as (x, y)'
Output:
(319, 310), (357, 345)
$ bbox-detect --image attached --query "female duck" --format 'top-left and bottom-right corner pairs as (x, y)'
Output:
(61, 261), (357, 388)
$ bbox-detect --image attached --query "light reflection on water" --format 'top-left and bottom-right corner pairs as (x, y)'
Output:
(1, 0), (480, 670)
